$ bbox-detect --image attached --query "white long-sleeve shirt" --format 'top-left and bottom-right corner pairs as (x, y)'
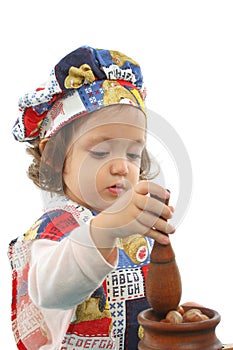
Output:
(29, 223), (116, 349)
(29, 223), (117, 309)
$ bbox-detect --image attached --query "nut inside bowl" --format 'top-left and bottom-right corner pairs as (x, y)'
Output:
(138, 306), (222, 350)
(140, 306), (220, 330)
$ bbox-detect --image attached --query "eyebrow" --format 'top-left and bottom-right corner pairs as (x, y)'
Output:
(87, 136), (145, 146)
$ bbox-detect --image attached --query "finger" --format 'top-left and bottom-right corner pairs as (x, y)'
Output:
(136, 210), (175, 234)
(151, 217), (175, 234)
(135, 193), (172, 220)
(135, 181), (170, 200)
(169, 205), (175, 213)
(145, 228), (170, 245)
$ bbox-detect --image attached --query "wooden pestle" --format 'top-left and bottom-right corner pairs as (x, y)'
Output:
(146, 192), (182, 319)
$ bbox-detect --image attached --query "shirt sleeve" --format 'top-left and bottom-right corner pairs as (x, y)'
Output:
(28, 221), (118, 310)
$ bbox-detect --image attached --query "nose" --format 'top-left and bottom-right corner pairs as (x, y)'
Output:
(110, 158), (129, 176)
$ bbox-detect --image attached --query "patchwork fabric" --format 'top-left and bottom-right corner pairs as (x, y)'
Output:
(8, 196), (151, 349)
(24, 209), (80, 241)
(12, 46), (146, 142)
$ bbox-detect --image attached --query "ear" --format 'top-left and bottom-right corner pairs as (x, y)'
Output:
(39, 138), (61, 173)
(39, 138), (49, 155)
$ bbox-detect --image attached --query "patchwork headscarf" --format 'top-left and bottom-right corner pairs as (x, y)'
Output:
(12, 46), (146, 142)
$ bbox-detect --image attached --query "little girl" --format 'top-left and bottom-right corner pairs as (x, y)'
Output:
(9, 46), (175, 350)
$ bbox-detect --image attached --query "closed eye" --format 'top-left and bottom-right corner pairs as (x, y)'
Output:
(89, 151), (109, 158)
(127, 153), (141, 160)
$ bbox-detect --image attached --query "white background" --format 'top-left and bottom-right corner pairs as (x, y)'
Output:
(1, 0), (233, 348)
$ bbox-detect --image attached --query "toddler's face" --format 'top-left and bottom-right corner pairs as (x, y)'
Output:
(63, 106), (146, 212)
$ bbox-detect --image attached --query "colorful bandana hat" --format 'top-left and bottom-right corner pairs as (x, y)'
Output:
(12, 46), (147, 142)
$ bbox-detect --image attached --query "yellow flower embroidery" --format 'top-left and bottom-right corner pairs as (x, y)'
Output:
(102, 80), (138, 106)
(109, 50), (139, 67)
(118, 234), (149, 264)
(65, 64), (95, 89)
(72, 297), (111, 324)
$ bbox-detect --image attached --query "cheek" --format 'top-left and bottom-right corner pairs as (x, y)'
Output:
(128, 159), (141, 173)
(78, 156), (104, 189)
(94, 164), (108, 188)
(130, 164), (141, 183)
(63, 153), (86, 188)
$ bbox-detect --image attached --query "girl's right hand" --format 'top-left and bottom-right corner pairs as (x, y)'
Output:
(90, 181), (175, 251)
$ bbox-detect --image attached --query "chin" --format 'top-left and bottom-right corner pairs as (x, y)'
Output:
(91, 198), (116, 212)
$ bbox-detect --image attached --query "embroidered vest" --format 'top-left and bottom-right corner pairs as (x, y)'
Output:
(8, 196), (151, 350)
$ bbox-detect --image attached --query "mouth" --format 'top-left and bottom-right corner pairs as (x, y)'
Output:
(107, 183), (126, 195)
